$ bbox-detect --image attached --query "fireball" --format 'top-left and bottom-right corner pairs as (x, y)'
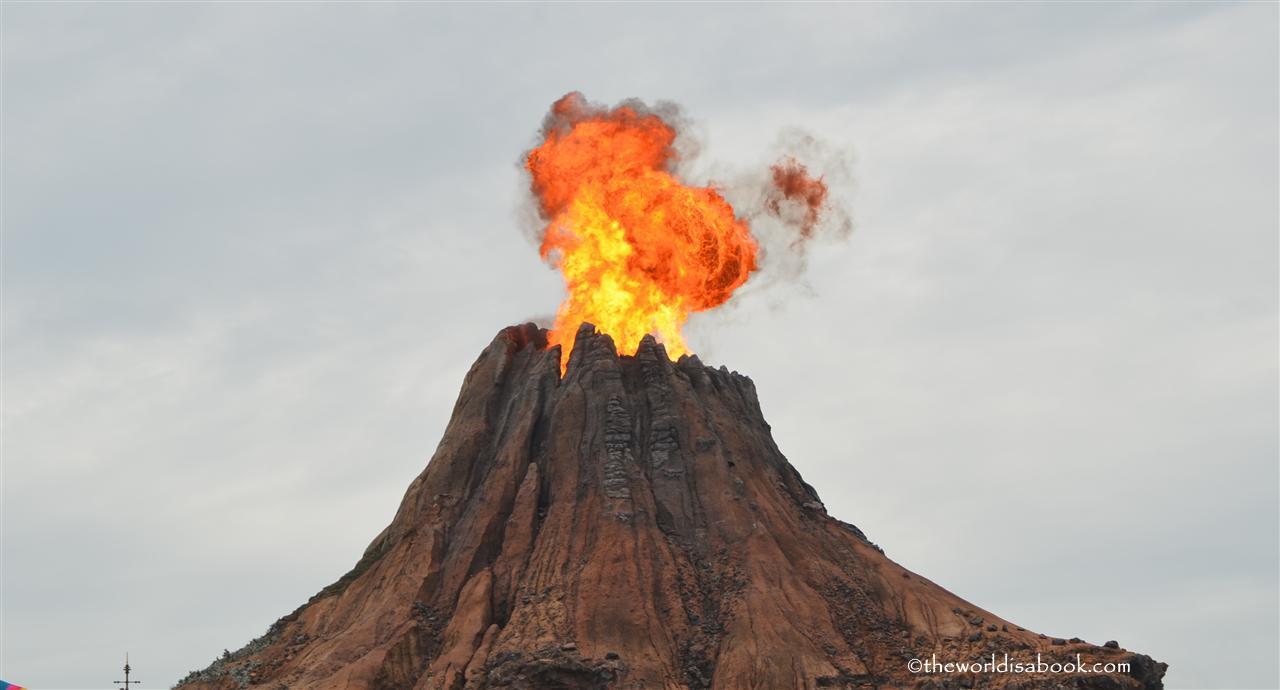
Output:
(525, 93), (758, 371)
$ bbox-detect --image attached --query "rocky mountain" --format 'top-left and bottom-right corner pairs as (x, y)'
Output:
(176, 323), (1165, 690)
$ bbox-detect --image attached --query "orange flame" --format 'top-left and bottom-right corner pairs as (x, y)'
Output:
(526, 93), (758, 370)
(767, 157), (829, 243)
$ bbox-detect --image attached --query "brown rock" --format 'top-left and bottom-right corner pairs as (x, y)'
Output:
(175, 324), (1166, 690)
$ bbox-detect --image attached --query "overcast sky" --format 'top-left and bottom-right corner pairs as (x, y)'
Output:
(3, 3), (1276, 689)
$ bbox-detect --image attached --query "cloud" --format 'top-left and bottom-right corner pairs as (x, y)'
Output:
(2, 3), (1275, 688)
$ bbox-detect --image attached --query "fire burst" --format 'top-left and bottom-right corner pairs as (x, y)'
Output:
(526, 93), (758, 369)
(526, 93), (838, 372)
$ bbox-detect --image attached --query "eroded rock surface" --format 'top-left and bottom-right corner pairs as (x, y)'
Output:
(176, 324), (1166, 690)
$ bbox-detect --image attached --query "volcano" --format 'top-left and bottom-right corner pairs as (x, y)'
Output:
(176, 324), (1166, 690)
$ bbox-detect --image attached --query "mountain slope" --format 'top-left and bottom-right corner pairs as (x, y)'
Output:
(176, 323), (1165, 690)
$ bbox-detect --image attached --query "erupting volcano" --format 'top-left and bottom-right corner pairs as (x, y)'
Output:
(175, 95), (1165, 690)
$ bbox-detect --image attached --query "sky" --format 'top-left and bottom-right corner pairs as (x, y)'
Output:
(2, 3), (1276, 689)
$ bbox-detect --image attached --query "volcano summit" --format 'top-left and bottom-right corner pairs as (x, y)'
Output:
(176, 324), (1165, 690)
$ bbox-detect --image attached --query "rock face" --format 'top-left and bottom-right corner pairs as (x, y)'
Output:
(176, 324), (1166, 690)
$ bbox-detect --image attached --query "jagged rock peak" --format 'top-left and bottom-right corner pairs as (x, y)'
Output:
(492, 321), (750, 385)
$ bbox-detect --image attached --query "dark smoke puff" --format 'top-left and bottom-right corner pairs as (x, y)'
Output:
(767, 157), (830, 242)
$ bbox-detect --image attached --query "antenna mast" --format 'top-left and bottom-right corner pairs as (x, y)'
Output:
(114, 652), (141, 690)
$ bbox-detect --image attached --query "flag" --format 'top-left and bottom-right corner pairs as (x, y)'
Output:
(0, 681), (27, 690)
